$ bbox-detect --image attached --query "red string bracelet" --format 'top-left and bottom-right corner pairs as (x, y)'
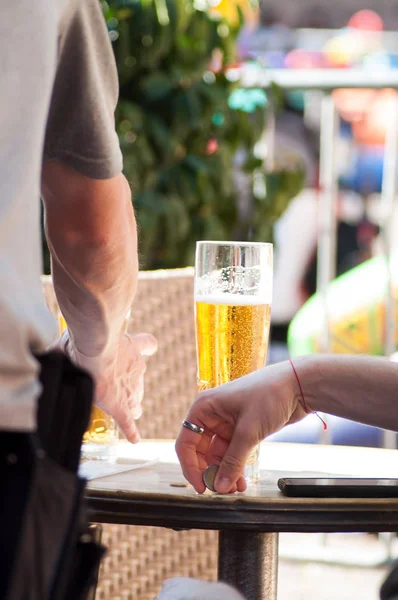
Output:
(289, 358), (327, 431)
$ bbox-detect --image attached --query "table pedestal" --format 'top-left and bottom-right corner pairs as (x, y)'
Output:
(218, 531), (279, 600)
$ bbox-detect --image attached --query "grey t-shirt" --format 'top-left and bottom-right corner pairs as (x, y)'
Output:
(0, 0), (123, 430)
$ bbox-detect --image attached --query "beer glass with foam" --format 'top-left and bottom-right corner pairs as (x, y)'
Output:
(195, 241), (273, 483)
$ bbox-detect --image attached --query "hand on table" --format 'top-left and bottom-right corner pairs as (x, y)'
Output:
(58, 330), (157, 443)
(176, 362), (307, 494)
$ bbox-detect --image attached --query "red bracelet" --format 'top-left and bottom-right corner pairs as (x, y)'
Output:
(289, 358), (327, 430)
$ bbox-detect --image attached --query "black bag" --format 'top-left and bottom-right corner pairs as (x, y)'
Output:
(0, 351), (105, 600)
(381, 561), (398, 600)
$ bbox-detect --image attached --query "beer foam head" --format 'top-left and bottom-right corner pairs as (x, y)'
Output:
(195, 265), (273, 304)
(195, 293), (272, 305)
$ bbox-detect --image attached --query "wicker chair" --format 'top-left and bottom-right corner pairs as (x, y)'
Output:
(42, 269), (218, 600)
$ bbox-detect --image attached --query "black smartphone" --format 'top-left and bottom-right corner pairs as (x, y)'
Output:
(277, 477), (398, 498)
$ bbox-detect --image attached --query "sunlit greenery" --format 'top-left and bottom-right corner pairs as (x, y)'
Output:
(103, 0), (299, 268)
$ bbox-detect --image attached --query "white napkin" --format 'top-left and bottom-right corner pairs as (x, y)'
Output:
(79, 457), (159, 481)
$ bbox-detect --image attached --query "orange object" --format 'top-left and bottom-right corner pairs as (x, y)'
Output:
(333, 88), (398, 146)
(352, 89), (398, 146)
(333, 89), (377, 123)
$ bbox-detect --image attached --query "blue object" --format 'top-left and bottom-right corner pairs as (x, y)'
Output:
(286, 90), (305, 112)
(228, 88), (268, 113)
(340, 146), (386, 195)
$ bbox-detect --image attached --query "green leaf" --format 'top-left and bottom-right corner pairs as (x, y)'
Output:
(97, 0), (304, 270)
(184, 154), (209, 173)
(140, 72), (174, 100)
(148, 117), (176, 153)
(164, 195), (191, 241)
(154, 0), (170, 25)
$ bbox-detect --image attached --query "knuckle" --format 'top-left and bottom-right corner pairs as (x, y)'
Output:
(222, 453), (244, 472)
(194, 388), (215, 410)
(194, 391), (207, 406)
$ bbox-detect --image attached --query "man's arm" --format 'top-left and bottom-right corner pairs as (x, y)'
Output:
(42, 162), (157, 442)
(39, 1), (157, 443)
(42, 161), (137, 361)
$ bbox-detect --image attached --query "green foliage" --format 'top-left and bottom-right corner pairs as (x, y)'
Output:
(103, 0), (303, 269)
(41, 0), (303, 274)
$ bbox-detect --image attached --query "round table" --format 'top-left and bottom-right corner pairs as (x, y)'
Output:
(86, 441), (398, 600)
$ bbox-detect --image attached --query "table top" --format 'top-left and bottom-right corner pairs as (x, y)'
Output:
(86, 441), (398, 533)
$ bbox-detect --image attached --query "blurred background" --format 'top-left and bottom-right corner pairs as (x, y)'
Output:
(65, 2), (398, 598)
(39, 0), (396, 448)
(95, 1), (397, 399)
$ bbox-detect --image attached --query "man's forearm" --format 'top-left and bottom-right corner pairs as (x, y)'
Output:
(42, 163), (138, 359)
(296, 354), (398, 432)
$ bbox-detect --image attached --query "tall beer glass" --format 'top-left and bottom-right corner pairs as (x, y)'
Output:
(195, 241), (273, 483)
(57, 313), (119, 462)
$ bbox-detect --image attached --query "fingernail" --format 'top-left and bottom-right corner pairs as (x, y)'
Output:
(215, 477), (231, 493)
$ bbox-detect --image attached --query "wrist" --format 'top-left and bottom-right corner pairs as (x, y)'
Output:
(56, 288), (130, 361)
(67, 314), (129, 368)
(289, 356), (329, 431)
(290, 355), (321, 413)
(288, 358), (313, 415)
(68, 324), (120, 360)
(65, 333), (118, 376)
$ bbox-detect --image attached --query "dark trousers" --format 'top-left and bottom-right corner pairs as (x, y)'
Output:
(0, 352), (103, 600)
(0, 433), (36, 598)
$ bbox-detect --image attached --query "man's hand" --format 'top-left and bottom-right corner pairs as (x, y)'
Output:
(175, 362), (306, 494)
(58, 330), (157, 442)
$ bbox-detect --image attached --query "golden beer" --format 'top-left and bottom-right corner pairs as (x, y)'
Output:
(195, 296), (271, 389)
(83, 406), (118, 444)
(58, 314), (118, 452)
(195, 295), (271, 475)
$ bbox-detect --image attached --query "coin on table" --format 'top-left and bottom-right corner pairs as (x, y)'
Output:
(203, 464), (220, 492)
(170, 482), (189, 488)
